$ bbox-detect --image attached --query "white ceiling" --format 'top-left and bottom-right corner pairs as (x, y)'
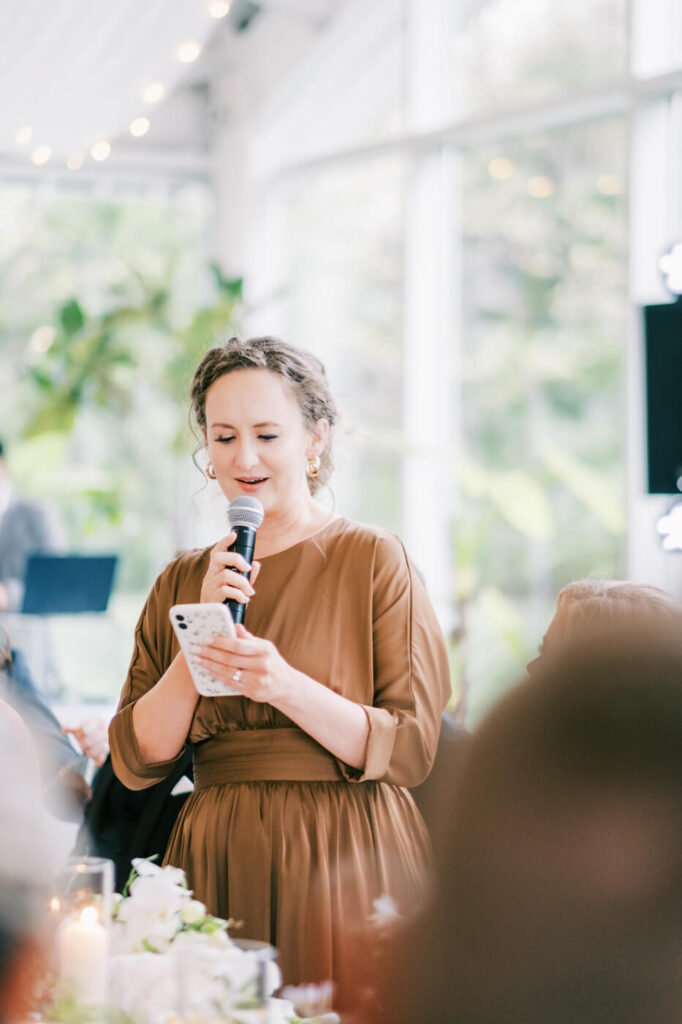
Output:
(0, 0), (226, 166)
(0, 0), (347, 184)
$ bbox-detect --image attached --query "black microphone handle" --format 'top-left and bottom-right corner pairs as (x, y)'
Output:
(225, 524), (257, 624)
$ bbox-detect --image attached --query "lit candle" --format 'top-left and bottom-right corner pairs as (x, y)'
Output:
(57, 906), (108, 1005)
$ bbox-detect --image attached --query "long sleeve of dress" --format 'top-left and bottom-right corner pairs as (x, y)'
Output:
(338, 532), (452, 788)
(109, 555), (200, 791)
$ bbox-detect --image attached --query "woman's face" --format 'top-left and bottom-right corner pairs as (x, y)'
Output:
(204, 367), (326, 517)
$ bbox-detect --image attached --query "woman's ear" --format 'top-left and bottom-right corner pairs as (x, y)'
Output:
(308, 418), (329, 458)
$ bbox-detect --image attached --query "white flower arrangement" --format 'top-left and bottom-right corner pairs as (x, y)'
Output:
(107, 858), (283, 1024)
(111, 857), (230, 956)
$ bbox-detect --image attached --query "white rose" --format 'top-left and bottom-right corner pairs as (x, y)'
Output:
(180, 899), (206, 925)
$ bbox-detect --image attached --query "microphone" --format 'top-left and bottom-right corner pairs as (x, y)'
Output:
(225, 496), (265, 624)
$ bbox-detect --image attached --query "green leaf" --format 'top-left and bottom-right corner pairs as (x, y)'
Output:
(59, 299), (86, 335)
(210, 262), (243, 299)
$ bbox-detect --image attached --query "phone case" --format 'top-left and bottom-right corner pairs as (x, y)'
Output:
(169, 602), (239, 697)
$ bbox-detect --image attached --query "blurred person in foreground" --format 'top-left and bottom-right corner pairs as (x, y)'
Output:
(0, 698), (50, 1023)
(0, 632), (92, 821)
(375, 607), (682, 1024)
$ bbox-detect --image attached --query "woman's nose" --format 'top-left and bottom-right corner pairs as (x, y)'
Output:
(234, 441), (258, 469)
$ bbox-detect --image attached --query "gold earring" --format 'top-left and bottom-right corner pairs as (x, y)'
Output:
(206, 461), (217, 480)
(306, 455), (320, 479)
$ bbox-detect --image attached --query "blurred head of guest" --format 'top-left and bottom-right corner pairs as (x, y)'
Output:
(0, 699), (50, 1023)
(0, 438), (65, 613)
(410, 617), (682, 1024)
(527, 579), (681, 675)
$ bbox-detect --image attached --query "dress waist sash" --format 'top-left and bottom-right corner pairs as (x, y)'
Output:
(192, 728), (345, 787)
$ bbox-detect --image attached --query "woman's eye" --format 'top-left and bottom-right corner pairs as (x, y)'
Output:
(259, 434), (278, 441)
(216, 436), (235, 444)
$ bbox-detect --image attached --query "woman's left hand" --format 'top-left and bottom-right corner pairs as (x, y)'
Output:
(192, 624), (293, 705)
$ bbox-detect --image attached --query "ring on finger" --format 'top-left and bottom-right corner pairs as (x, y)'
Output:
(232, 669), (242, 683)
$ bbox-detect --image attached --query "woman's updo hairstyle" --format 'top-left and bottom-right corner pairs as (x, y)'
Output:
(190, 335), (338, 495)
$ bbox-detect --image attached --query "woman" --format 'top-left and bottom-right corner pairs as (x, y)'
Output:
(109, 335), (451, 990)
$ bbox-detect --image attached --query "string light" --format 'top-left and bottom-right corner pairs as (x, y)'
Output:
(598, 174), (623, 196)
(527, 175), (555, 198)
(210, 1), (231, 16)
(176, 41), (201, 63)
(658, 243), (682, 296)
(142, 82), (165, 104)
(130, 117), (150, 137)
(488, 157), (515, 180)
(14, 125), (33, 145)
(66, 153), (84, 170)
(90, 141), (111, 161)
(31, 145), (51, 165)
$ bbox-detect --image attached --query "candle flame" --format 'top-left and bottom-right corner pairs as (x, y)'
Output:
(80, 906), (98, 926)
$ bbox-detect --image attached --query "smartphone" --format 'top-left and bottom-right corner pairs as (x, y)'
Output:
(169, 602), (239, 697)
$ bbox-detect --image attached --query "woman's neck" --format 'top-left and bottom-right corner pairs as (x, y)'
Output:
(253, 498), (333, 558)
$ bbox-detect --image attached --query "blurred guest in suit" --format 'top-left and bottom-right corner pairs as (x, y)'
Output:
(0, 440), (64, 613)
(0, 632), (92, 820)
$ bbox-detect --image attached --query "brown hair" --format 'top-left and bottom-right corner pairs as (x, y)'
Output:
(190, 335), (338, 495)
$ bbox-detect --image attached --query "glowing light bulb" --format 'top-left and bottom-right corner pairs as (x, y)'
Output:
(488, 157), (515, 180)
(657, 501), (682, 552)
(31, 145), (52, 165)
(142, 82), (165, 104)
(598, 174), (622, 196)
(15, 125), (33, 145)
(176, 41), (201, 63)
(130, 117), (150, 137)
(210, 1), (231, 16)
(658, 243), (682, 296)
(527, 175), (555, 198)
(66, 153), (84, 170)
(90, 141), (111, 161)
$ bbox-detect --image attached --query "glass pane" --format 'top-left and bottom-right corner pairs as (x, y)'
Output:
(274, 156), (406, 531)
(0, 184), (213, 701)
(455, 115), (628, 721)
(445, 0), (629, 122)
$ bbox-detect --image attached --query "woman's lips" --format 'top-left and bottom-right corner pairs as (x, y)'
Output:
(235, 477), (268, 492)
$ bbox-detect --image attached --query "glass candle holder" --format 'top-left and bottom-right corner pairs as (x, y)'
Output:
(173, 938), (279, 1022)
(54, 857), (114, 1006)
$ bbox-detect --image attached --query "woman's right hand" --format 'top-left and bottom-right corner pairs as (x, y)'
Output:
(200, 532), (261, 607)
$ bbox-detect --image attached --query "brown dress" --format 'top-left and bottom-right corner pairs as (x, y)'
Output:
(109, 517), (451, 989)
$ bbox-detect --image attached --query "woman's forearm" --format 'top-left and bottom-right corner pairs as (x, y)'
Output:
(272, 669), (370, 769)
(131, 653), (200, 764)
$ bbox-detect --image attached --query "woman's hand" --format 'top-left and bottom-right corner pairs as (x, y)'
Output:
(192, 624), (294, 705)
(200, 533), (261, 607)
(62, 716), (110, 765)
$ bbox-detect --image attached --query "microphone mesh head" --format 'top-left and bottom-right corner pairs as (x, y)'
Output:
(228, 496), (265, 530)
